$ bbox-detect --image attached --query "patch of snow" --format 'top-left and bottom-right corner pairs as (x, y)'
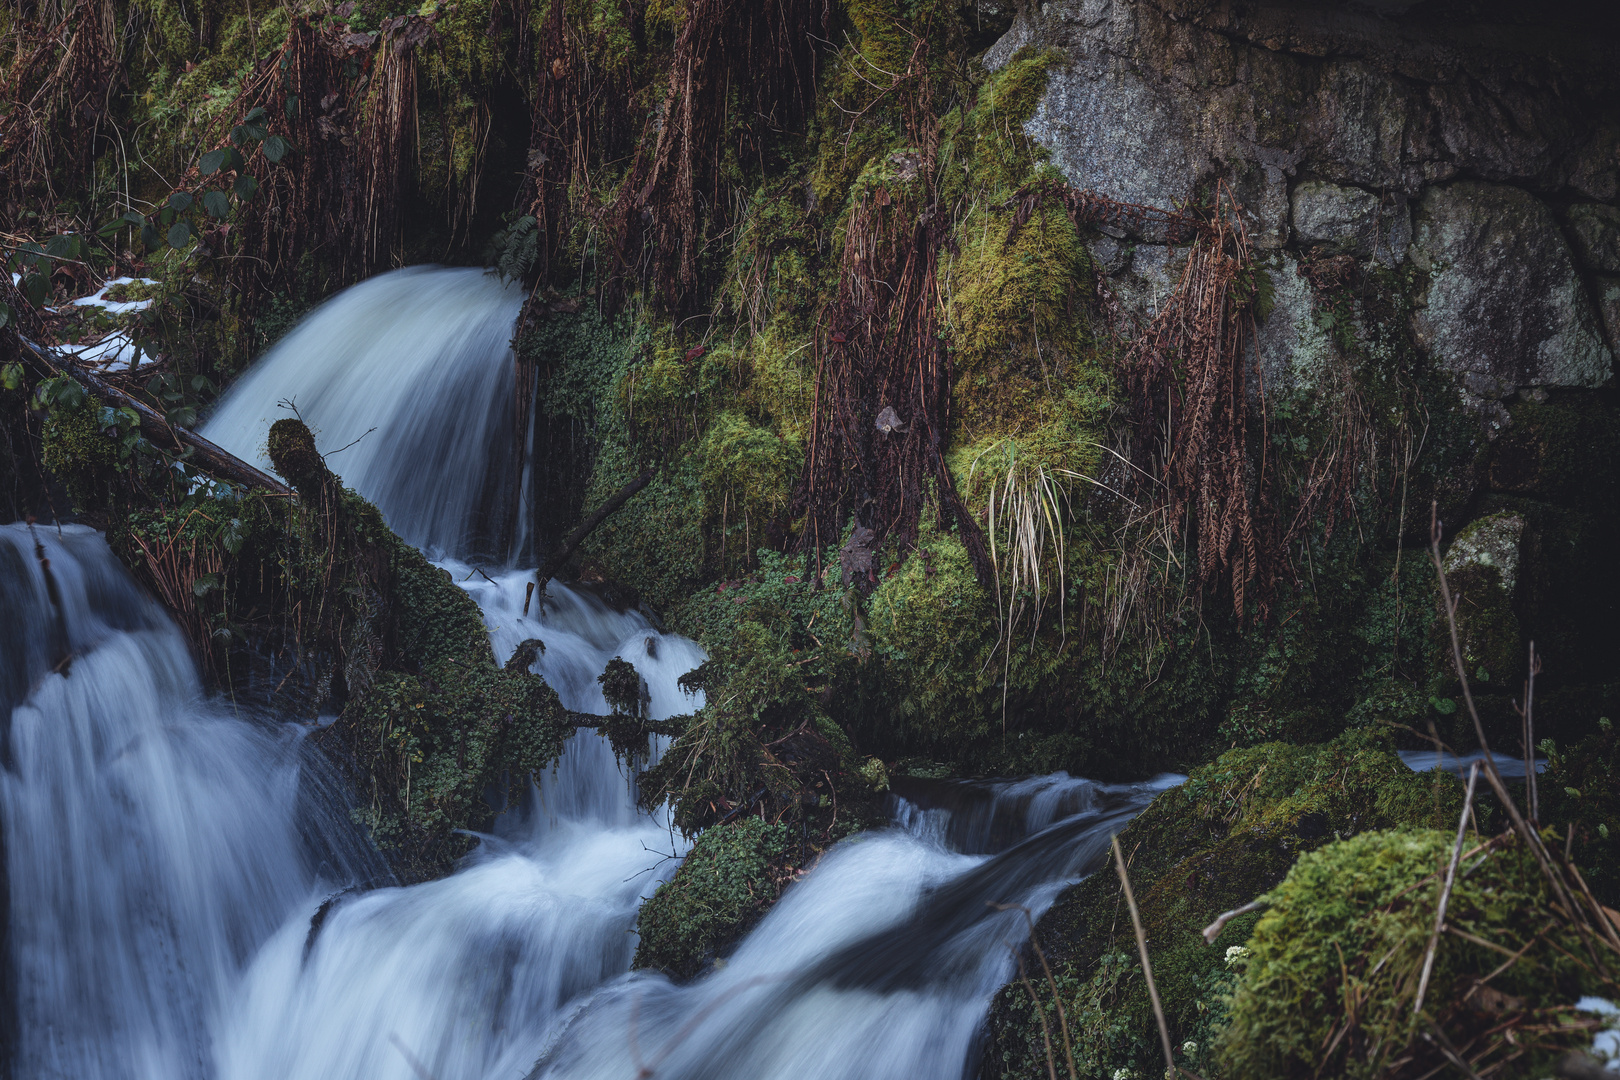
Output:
(71, 276), (160, 315)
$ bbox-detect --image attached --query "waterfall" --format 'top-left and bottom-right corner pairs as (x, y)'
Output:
(7, 265), (1180, 1080)
(200, 266), (527, 560)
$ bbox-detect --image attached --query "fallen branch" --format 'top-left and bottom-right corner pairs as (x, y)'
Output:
(19, 340), (293, 496)
(529, 466), (655, 608)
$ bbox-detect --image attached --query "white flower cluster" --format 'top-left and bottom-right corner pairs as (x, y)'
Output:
(1224, 945), (1250, 966)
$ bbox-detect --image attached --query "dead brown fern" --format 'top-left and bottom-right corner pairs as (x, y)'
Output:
(792, 36), (991, 587)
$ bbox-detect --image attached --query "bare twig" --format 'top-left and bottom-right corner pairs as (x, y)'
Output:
(1414, 761), (1480, 1015)
(533, 467), (655, 595)
(1428, 503), (1577, 921)
(1202, 898), (1267, 945)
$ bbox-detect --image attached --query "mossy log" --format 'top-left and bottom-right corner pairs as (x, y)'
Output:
(19, 342), (292, 496)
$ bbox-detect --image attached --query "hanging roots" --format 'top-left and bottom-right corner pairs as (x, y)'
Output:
(595, 0), (823, 314)
(0, 0), (118, 225)
(793, 37), (992, 589)
(220, 13), (436, 306)
(1009, 180), (1278, 623)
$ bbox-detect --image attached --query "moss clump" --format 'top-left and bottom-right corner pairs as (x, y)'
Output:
(983, 728), (1465, 1079)
(632, 816), (795, 981)
(1218, 829), (1602, 1079)
(40, 402), (122, 512)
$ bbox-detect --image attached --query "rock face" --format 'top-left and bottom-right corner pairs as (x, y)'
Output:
(1411, 182), (1613, 398)
(991, 0), (1620, 404)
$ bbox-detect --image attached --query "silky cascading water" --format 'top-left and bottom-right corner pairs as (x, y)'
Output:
(5, 264), (1181, 1080)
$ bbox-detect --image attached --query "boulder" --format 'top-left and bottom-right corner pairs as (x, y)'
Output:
(1567, 203), (1620, 273)
(1410, 182), (1613, 399)
(1290, 180), (1410, 266)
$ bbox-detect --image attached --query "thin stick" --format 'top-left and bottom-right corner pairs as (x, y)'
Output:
(1524, 641), (1540, 823)
(1202, 899), (1266, 945)
(1113, 834), (1176, 1077)
(1415, 761), (1479, 1015)
(1429, 503), (1575, 919)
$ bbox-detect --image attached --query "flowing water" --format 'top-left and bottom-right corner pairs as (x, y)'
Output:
(3, 265), (1181, 1080)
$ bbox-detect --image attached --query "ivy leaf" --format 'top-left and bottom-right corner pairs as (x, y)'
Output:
(233, 175), (258, 201)
(167, 191), (194, 213)
(262, 134), (290, 163)
(167, 221), (193, 249)
(201, 148), (227, 175)
(202, 190), (232, 219)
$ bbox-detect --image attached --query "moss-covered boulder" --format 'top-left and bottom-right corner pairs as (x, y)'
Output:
(982, 729), (1465, 1079)
(633, 817), (795, 981)
(1435, 511), (1524, 692)
(1218, 828), (1606, 1079)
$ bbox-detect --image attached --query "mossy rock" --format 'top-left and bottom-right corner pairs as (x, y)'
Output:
(1218, 828), (1604, 1079)
(982, 729), (1465, 1080)
(632, 817), (795, 981)
(1433, 512), (1524, 695)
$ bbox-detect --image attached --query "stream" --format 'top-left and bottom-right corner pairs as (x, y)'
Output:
(3, 266), (1180, 1080)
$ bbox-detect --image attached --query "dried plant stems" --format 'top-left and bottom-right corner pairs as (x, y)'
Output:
(1413, 761), (1479, 1015)
(1113, 833), (1178, 1078)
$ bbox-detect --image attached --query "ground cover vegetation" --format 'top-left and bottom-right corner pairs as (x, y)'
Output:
(3, 0), (1618, 1071)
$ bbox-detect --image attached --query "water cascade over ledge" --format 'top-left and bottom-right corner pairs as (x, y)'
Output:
(7, 265), (1181, 1080)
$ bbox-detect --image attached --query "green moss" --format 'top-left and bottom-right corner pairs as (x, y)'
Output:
(632, 816), (795, 980)
(983, 728), (1465, 1079)
(1218, 828), (1601, 1079)
(40, 402), (121, 512)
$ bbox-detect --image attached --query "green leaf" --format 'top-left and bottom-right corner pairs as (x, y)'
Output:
(167, 221), (193, 249)
(201, 148), (227, 175)
(1475, 666), (1490, 683)
(191, 572), (223, 597)
(1565, 787), (1583, 799)
(203, 190), (232, 219)
(160, 207), (175, 227)
(243, 105), (267, 123)
(231, 125), (251, 147)
(284, 93), (299, 119)
(1428, 695), (1458, 716)
(141, 223), (163, 251)
(0, 361), (22, 391)
(224, 147), (245, 172)
(0, 304), (10, 331)
(22, 272), (50, 307)
(44, 233), (79, 259)
(262, 134), (290, 163)
(167, 192), (194, 213)
(233, 175), (258, 201)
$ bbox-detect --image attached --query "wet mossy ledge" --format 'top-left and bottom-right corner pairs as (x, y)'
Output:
(264, 418), (585, 881)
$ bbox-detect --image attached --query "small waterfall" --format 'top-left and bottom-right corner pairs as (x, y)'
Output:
(8, 265), (1182, 1080)
(201, 266), (526, 560)
(0, 524), (384, 1080)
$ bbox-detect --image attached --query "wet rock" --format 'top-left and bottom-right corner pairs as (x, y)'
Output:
(989, 0), (1619, 217)
(1290, 180), (1410, 266)
(1566, 203), (1620, 273)
(1410, 182), (1613, 399)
